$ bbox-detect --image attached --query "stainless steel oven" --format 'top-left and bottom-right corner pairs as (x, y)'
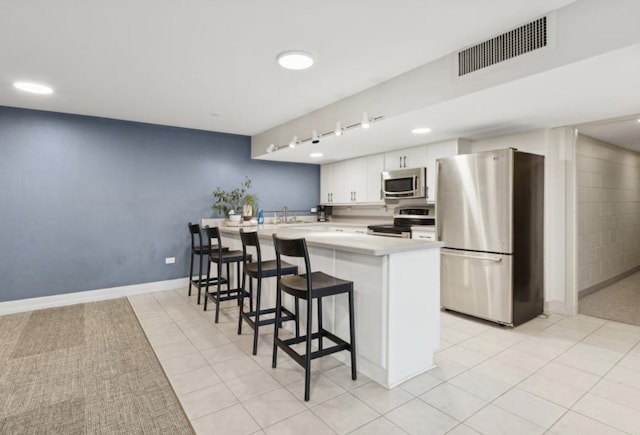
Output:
(381, 167), (426, 200)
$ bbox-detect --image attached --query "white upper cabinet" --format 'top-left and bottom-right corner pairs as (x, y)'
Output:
(366, 154), (385, 203)
(320, 154), (385, 205)
(321, 139), (470, 205)
(320, 164), (333, 204)
(384, 145), (427, 170)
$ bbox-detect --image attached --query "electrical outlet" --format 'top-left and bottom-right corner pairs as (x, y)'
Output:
(165, 257), (175, 264)
(310, 207), (317, 213)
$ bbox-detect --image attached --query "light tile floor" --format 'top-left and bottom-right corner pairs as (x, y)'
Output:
(128, 289), (640, 435)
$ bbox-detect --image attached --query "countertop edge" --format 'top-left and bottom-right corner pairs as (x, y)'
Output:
(216, 224), (443, 256)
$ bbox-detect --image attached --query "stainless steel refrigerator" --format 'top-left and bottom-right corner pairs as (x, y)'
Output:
(436, 148), (544, 326)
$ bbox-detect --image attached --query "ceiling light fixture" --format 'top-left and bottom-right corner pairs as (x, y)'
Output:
(361, 112), (370, 129)
(265, 113), (383, 155)
(277, 51), (314, 70)
(310, 152), (323, 158)
(13, 81), (53, 95)
(412, 127), (432, 134)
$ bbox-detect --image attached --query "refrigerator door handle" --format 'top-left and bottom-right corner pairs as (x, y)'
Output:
(441, 251), (503, 263)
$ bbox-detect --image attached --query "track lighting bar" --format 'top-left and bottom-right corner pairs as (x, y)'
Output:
(264, 113), (384, 154)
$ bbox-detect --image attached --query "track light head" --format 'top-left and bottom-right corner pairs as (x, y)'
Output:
(335, 122), (343, 136)
(312, 130), (320, 144)
(361, 112), (370, 129)
(289, 136), (297, 148)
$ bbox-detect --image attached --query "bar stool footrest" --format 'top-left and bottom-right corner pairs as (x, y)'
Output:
(205, 288), (249, 303)
(276, 329), (351, 367)
(192, 276), (228, 288)
(240, 307), (295, 330)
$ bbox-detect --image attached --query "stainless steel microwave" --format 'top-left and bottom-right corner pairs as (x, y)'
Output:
(381, 167), (426, 200)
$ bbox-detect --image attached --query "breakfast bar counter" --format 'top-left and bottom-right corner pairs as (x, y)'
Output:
(207, 221), (442, 389)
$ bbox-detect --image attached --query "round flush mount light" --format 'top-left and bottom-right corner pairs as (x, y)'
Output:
(277, 51), (314, 70)
(412, 127), (432, 134)
(13, 81), (53, 95)
(310, 152), (323, 158)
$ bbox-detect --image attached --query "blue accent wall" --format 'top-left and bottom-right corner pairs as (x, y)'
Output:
(0, 106), (320, 302)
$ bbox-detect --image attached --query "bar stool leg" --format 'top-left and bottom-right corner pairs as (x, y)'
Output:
(272, 285), (282, 369)
(214, 261), (222, 323)
(252, 277), (262, 355)
(304, 299), (313, 402)
(203, 258), (211, 311)
(348, 288), (357, 380)
(295, 298), (300, 338)
(249, 277), (254, 313)
(236, 262), (241, 306)
(238, 270), (246, 335)
(197, 251), (204, 304)
(188, 250), (194, 296)
(317, 298), (323, 351)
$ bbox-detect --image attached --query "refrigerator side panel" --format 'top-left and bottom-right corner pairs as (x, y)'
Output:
(512, 152), (545, 326)
(441, 248), (513, 325)
(436, 150), (513, 253)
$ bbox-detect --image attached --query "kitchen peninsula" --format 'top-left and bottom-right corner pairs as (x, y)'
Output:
(210, 222), (443, 389)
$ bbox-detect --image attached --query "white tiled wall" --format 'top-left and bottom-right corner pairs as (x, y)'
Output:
(577, 134), (640, 292)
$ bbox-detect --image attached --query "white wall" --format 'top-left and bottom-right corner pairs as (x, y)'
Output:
(576, 134), (640, 292)
(471, 128), (575, 314)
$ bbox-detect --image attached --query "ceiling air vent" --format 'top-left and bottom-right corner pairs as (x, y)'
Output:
(458, 16), (547, 76)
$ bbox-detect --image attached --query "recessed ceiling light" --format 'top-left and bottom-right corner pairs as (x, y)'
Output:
(412, 127), (432, 134)
(277, 51), (314, 70)
(310, 153), (323, 158)
(13, 81), (53, 95)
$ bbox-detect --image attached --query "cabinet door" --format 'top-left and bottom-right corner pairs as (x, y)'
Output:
(348, 157), (368, 203)
(384, 150), (406, 170)
(403, 145), (427, 169)
(384, 146), (427, 170)
(331, 160), (350, 204)
(366, 154), (384, 203)
(320, 164), (333, 204)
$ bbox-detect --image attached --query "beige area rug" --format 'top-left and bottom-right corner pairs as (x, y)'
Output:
(0, 298), (194, 434)
(579, 275), (640, 327)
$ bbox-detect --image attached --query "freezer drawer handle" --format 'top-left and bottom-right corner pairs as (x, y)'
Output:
(442, 251), (503, 262)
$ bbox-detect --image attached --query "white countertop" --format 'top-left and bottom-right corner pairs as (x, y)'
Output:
(217, 222), (443, 256)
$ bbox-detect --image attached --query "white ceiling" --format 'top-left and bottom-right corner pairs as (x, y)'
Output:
(2, 0), (639, 162)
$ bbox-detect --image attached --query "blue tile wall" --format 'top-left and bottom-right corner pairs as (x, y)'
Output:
(0, 106), (319, 302)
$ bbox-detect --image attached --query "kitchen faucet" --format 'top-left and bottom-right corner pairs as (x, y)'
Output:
(283, 206), (288, 223)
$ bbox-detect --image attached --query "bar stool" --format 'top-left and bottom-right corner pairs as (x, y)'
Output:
(272, 234), (357, 401)
(237, 229), (299, 355)
(203, 226), (251, 323)
(187, 223), (228, 305)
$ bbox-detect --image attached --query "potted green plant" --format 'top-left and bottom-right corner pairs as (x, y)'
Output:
(212, 177), (257, 221)
(241, 192), (259, 220)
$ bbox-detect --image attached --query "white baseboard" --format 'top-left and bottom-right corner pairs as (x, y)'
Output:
(0, 278), (189, 315)
(545, 299), (566, 315)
